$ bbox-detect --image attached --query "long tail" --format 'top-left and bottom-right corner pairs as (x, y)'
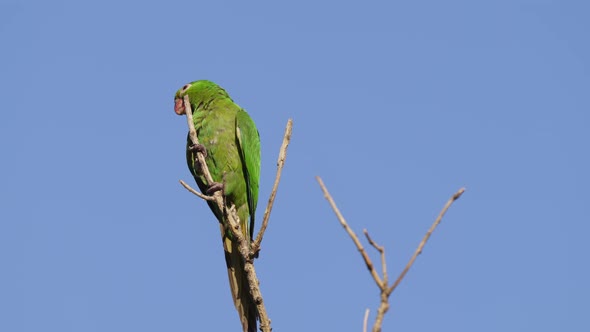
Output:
(222, 228), (258, 332)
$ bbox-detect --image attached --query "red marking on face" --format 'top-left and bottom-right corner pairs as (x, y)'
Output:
(174, 98), (185, 115)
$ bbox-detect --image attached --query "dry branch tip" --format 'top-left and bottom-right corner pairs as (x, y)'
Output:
(253, 118), (293, 252)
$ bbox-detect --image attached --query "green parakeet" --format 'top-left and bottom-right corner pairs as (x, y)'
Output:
(174, 80), (261, 332)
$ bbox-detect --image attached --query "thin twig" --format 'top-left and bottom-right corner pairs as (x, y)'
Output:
(316, 176), (383, 286)
(179, 180), (216, 201)
(364, 229), (388, 286)
(253, 118), (293, 254)
(180, 95), (272, 332)
(363, 308), (370, 332)
(387, 187), (465, 294)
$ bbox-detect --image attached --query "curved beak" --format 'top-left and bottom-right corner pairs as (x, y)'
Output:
(174, 98), (185, 115)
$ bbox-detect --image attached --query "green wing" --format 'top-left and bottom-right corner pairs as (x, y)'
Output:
(235, 109), (261, 240)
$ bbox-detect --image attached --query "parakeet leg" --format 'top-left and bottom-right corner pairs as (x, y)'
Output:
(206, 182), (224, 194)
(188, 143), (208, 158)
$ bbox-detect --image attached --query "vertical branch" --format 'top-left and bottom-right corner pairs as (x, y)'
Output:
(253, 119), (293, 255)
(363, 309), (370, 332)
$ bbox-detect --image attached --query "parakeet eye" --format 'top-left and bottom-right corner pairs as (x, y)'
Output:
(182, 84), (191, 92)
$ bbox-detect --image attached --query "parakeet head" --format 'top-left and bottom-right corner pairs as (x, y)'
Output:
(174, 80), (230, 115)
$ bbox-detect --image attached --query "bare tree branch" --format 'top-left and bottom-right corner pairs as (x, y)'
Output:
(363, 308), (370, 332)
(316, 176), (383, 286)
(387, 187), (465, 294)
(317, 175), (465, 332)
(179, 179), (216, 201)
(372, 294), (389, 332)
(364, 229), (388, 286)
(179, 95), (274, 332)
(253, 118), (293, 256)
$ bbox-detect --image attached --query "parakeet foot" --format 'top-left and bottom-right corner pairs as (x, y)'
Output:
(206, 182), (224, 195)
(189, 143), (208, 158)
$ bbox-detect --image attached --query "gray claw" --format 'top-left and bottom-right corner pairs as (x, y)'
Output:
(189, 144), (207, 158)
(206, 182), (224, 195)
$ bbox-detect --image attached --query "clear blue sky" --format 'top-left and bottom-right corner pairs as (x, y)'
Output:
(1, 1), (588, 331)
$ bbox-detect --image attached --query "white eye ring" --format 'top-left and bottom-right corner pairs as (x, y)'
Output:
(182, 84), (191, 92)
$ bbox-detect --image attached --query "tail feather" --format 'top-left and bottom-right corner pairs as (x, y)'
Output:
(222, 229), (258, 332)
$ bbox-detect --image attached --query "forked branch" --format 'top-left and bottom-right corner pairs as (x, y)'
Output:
(317, 176), (465, 332)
